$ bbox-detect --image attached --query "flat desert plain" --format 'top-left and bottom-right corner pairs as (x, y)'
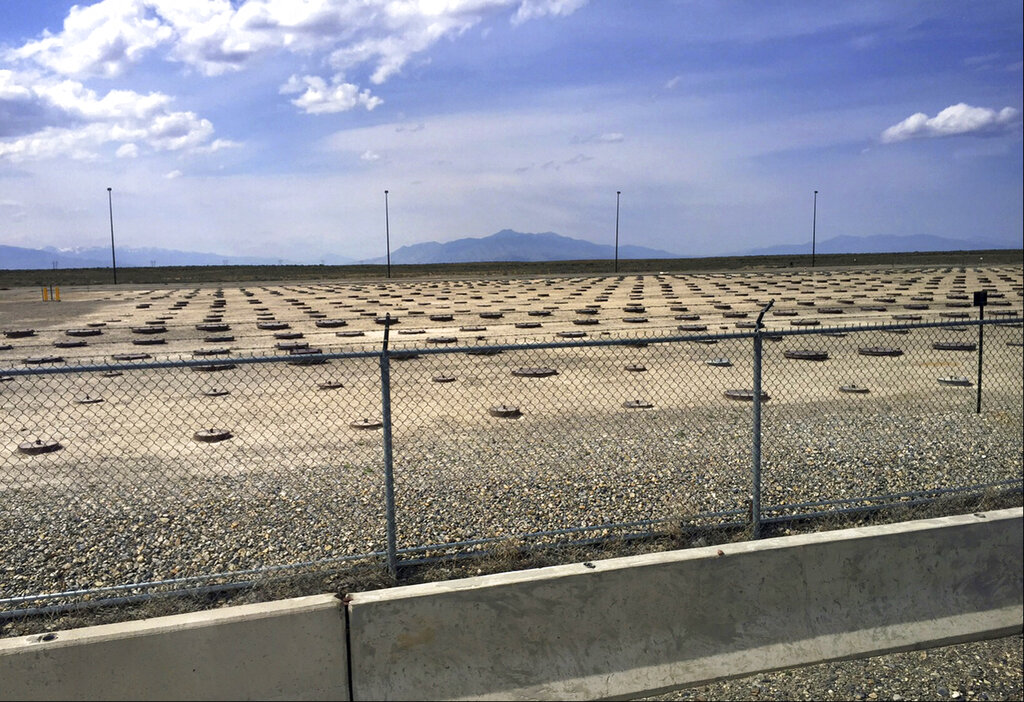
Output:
(1, 264), (1022, 600)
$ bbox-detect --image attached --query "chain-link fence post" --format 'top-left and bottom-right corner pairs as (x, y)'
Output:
(976, 301), (985, 414)
(379, 315), (399, 579)
(751, 299), (774, 539)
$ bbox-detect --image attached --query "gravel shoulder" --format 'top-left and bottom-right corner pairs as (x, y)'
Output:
(643, 633), (1023, 701)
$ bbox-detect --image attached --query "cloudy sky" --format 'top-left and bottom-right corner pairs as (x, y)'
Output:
(1, 0), (1021, 262)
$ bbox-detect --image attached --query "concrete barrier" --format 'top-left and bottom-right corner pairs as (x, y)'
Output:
(0, 594), (348, 701)
(1, 509), (1021, 701)
(347, 508), (1023, 700)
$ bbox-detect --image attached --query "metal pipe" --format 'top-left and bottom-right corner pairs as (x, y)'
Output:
(384, 189), (391, 279)
(614, 190), (621, 273)
(379, 315), (398, 579)
(811, 189), (818, 268)
(751, 298), (775, 538)
(107, 187), (117, 284)
(976, 304), (985, 414)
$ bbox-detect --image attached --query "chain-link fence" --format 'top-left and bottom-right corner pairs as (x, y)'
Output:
(2, 315), (1022, 617)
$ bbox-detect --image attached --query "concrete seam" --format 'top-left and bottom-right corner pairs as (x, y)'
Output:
(344, 595), (355, 702)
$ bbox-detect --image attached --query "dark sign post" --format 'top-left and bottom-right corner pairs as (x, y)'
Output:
(973, 290), (987, 414)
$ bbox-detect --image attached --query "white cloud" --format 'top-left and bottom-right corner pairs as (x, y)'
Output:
(572, 132), (624, 144)
(881, 103), (1021, 143)
(512, 0), (588, 24)
(164, 169), (182, 178)
(0, 70), (218, 161)
(7, 1), (174, 79)
(360, 149), (381, 161)
(6, 1), (589, 111)
(280, 74), (382, 114)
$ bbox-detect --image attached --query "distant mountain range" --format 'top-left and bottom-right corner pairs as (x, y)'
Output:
(0, 231), (1016, 270)
(0, 244), (353, 270)
(358, 229), (678, 264)
(736, 234), (1009, 257)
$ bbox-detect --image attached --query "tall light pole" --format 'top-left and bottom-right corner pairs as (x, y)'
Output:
(811, 189), (818, 268)
(614, 190), (621, 274)
(384, 189), (391, 279)
(107, 187), (117, 284)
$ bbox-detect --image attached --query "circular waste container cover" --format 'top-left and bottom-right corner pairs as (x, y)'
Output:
(932, 342), (976, 351)
(24, 355), (64, 365)
(66, 328), (102, 337)
(724, 389), (770, 402)
(840, 384), (870, 394)
(317, 381), (344, 390)
(194, 428), (232, 443)
(315, 319), (348, 328)
(76, 394), (103, 404)
(194, 347), (230, 356)
(937, 376), (972, 387)
(512, 367), (558, 378)
(432, 375), (457, 383)
(350, 418), (383, 430)
(783, 349), (829, 361)
(622, 399), (654, 409)
(858, 346), (903, 357)
(193, 363), (236, 372)
(706, 357), (732, 367)
(488, 404), (522, 418)
(18, 439), (62, 455)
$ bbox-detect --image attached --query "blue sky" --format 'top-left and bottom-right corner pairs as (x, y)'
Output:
(1, 1), (1021, 263)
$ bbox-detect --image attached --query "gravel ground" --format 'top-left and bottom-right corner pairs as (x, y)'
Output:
(1, 403), (1020, 603)
(643, 634), (1024, 701)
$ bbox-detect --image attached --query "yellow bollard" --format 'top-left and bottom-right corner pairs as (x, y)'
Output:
(42, 287), (49, 301)
(55, 287), (61, 301)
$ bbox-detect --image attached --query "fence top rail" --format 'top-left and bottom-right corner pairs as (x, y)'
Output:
(1, 316), (1020, 377)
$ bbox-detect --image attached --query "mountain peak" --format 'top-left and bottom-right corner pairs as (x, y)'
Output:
(360, 230), (678, 264)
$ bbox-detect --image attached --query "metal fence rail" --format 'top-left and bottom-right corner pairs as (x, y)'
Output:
(2, 315), (1022, 612)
